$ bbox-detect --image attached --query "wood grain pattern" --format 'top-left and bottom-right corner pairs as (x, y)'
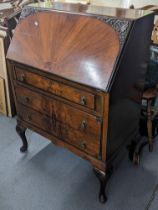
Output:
(18, 117), (106, 171)
(15, 85), (101, 136)
(15, 66), (95, 109)
(18, 103), (101, 157)
(7, 11), (120, 91)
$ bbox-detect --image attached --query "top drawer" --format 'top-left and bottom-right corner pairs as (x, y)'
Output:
(15, 66), (95, 110)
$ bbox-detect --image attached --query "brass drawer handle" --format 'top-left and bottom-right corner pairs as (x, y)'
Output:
(19, 73), (26, 82)
(81, 96), (87, 105)
(80, 142), (87, 149)
(80, 120), (87, 130)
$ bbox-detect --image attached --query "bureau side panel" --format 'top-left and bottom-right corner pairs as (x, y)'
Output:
(107, 14), (154, 159)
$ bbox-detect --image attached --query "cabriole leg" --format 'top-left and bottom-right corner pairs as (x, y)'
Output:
(93, 168), (107, 203)
(16, 124), (28, 152)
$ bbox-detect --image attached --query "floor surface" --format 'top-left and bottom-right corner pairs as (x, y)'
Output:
(0, 114), (158, 210)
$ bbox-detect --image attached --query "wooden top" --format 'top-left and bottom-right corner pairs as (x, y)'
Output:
(7, 11), (122, 91)
(27, 2), (153, 20)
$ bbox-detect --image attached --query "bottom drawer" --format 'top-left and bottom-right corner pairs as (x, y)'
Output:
(17, 104), (101, 157)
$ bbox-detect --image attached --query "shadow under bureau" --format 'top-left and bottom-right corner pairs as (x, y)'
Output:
(7, 3), (154, 203)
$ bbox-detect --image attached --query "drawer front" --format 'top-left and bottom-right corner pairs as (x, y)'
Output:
(15, 67), (95, 110)
(18, 104), (101, 157)
(15, 86), (101, 136)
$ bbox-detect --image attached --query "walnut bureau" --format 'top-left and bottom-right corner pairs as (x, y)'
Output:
(7, 3), (154, 203)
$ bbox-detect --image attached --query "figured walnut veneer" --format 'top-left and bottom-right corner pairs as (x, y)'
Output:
(7, 12), (120, 90)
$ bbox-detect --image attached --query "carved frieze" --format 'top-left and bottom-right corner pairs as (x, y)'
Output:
(97, 16), (132, 47)
(19, 6), (41, 21)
